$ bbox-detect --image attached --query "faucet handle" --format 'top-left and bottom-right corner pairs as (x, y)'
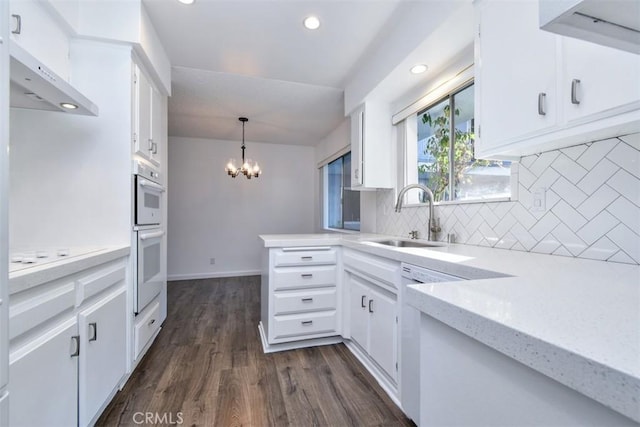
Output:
(409, 230), (419, 239)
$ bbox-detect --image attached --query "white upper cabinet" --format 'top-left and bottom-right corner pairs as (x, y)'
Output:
(134, 64), (165, 167)
(350, 101), (393, 189)
(475, 0), (640, 159)
(561, 36), (640, 124)
(9, 0), (71, 80)
(475, 0), (558, 153)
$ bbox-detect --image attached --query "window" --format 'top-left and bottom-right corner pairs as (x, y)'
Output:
(323, 152), (360, 231)
(405, 82), (511, 203)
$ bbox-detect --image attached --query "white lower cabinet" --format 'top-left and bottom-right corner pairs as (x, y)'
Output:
(79, 288), (127, 426)
(9, 318), (79, 427)
(0, 391), (8, 426)
(8, 255), (128, 427)
(347, 271), (398, 382)
(261, 246), (340, 348)
(134, 299), (161, 360)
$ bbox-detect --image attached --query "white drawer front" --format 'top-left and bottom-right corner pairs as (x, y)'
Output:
(273, 248), (337, 267)
(272, 311), (337, 341)
(273, 265), (336, 290)
(273, 288), (337, 315)
(134, 301), (161, 360)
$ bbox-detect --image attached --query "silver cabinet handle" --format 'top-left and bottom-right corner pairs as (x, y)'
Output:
(300, 256), (313, 261)
(301, 273), (313, 279)
(70, 335), (80, 357)
(368, 299), (374, 313)
(301, 297), (313, 303)
(571, 79), (581, 105)
(301, 320), (313, 326)
(361, 295), (366, 308)
(11, 15), (21, 35)
(354, 168), (359, 180)
(148, 140), (158, 154)
(538, 92), (546, 116)
(88, 323), (97, 342)
(149, 318), (156, 326)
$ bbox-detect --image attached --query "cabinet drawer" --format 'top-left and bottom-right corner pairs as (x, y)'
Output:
(134, 301), (161, 360)
(273, 265), (336, 290)
(273, 248), (336, 267)
(272, 311), (337, 341)
(76, 260), (126, 306)
(273, 288), (337, 315)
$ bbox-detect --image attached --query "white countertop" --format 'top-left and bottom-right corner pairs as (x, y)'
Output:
(9, 245), (131, 295)
(260, 233), (640, 422)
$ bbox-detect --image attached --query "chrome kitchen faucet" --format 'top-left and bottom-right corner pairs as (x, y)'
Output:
(394, 184), (441, 241)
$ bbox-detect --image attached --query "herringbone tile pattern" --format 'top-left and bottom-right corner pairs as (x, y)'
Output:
(377, 133), (640, 265)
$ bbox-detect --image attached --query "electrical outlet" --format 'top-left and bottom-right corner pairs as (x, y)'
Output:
(532, 188), (546, 212)
(209, 258), (216, 265)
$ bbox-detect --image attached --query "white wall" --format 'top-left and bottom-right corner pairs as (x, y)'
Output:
(167, 136), (316, 280)
(9, 41), (133, 249)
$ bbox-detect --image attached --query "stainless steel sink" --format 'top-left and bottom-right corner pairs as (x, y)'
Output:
(375, 239), (443, 248)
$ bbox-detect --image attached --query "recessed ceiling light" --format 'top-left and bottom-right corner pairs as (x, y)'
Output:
(410, 64), (428, 74)
(60, 102), (78, 110)
(303, 16), (321, 30)
(177, 0), (195, 4)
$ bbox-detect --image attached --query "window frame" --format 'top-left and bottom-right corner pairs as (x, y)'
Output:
(400, 80), (514, 207)
(322, 152), (361, 232)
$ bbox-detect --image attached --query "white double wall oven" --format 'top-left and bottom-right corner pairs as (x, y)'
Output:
(133, 161), (165, 314)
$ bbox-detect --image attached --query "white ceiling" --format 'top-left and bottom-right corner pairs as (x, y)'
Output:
(143, 0), (405, 146)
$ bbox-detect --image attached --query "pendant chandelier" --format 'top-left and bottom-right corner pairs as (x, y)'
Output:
(225, 117), (261, 179)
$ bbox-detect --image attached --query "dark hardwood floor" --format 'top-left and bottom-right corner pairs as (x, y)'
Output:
(97, 277), (414, 427)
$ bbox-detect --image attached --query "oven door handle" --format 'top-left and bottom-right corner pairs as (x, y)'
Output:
(138, 179), (165, 192)
(139, 230), (165, 240)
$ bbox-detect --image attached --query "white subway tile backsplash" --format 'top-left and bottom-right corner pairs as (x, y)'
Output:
(607, 197), (640, 236)
(577, 211), (619, 245)
(605, 141), (640, 179)
(576, 137), (617, 170)
(576, 158), (618, 194)
(551, 176), (588, 208)
(551, 200), (587, 232)
(376, 133), (640, 264)
(607, 169), (640, 207)
(551, 153), (588, 184)
(560, 144), (588, 160)
(607, 224), (640, 263)
(576, 185), (619, 220)
(619, 133), (640, 150)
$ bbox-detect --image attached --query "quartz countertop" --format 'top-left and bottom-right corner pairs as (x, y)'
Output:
(9, 245), (131, 295)
(259, 233), (640, 422)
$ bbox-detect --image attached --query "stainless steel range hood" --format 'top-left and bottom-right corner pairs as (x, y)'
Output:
(10, 41), (99, 116)
(540, 0), (640, 54)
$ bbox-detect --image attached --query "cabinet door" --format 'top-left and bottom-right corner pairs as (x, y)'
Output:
(149, 86), (164, 166)
(9, 0), (70, 80)
(562, 37), (640, 124)
(476, 0), (558, 154)
(9, 318), (78, 427)
(78, 288), (127, 427)
(368, 286), (397, 381)
(134, 65), (152, 160)
(348, 274), (369, 349)
(350, 105), (364, 187)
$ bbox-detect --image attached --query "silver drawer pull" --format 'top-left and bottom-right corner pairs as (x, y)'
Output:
(11, 15), (21, 35)
(88, 322), (98, 342)
(301, 274), (313, 278)
(301, 320), (313, 326)
(571, 79), (581, 105)
(301, 297), (313, 303)
(70, 335), (80, 358)
(149, 318), (156, 326)
(361, 295), (366, 308)
(301, 256), (313, 261)
(538, 92), (546, 116)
